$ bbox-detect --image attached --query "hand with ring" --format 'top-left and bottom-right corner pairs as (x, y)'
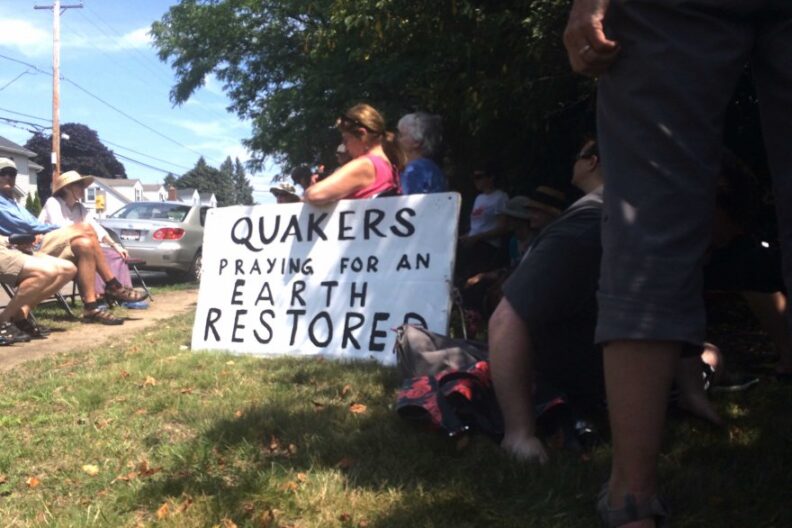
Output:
(563, 0), (620, 76)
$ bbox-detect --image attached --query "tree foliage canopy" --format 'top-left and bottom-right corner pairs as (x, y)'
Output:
(174, 157), (234, 206)
(151, 0), (591, 193)
(24, 122), (127, 202)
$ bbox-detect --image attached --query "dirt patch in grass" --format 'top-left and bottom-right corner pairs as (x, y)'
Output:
(0, 288), (198, 373)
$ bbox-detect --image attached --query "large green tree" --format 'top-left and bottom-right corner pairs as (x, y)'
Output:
(175, 157), (234, 206)
(231, 157), (255, 205)
(151, 0), (589, 194)
(24, 122), (127, 202)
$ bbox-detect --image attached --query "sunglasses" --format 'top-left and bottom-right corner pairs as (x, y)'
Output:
(335, 114), (377, 134)
(0, 168), (18, 177)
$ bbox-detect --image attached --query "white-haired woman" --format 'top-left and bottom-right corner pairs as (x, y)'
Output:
(397, 112), (447, 194)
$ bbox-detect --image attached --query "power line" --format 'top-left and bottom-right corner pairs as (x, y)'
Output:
(0, 114), (190, 176)
(0, 110), (192, 171)
(0, 52), (221, 164)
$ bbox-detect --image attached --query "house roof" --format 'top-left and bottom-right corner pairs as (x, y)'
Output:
(141, 183), (164, 191)
(199, 192), (215, 201)
(90, 176), (135, 203)
(176, 188), (198, 201)
(0, 135), (36, 157)
(93, 176), (140, 188)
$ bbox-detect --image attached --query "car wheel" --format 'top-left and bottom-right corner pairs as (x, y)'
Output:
(167, 250), (202, 283)
(188, 250), (202, 282)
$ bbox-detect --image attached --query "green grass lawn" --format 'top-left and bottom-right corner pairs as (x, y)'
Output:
(1, 308), (791, 527)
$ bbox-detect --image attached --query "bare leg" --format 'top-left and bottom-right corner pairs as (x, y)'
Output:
(741, 291), (792, 372)
(489, 299), (548, 464)
(70, 236), (99, 304)
(0, 255), (76, 322)
(605, 340), (679, 528)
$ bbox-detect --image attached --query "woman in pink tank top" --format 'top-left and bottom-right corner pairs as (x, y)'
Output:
(304, 103), (404, 204)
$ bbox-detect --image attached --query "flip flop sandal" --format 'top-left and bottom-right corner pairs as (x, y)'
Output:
(597, 486), (668, 527)
(83, 308), (124, 326)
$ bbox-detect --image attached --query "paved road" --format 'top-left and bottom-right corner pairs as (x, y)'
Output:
(0, 288), (198, 372)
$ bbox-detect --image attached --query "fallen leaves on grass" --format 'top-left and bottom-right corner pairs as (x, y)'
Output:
(143, 376), (157, 387)
(26, 476), (41, 489)
(179, 387), (194, 394)
(338, 513), (352, 522)
(340, 384), (352, 397)
(282, 481), (299, 492)
(82, 464), (100, 476)
(0, 475), (6, 484)
(156, 502), (169, 519)
(220, 519), (238, 528)
(234, 409), (244, 418)
(296, 472), (307, 482)
(349, 402), (367, 414)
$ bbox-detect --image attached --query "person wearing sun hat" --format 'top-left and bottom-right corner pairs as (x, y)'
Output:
(39, 170), (140, 305)
(0, 167), (147, 326)
(270, 182), (302, 204)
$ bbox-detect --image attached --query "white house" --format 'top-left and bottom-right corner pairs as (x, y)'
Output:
(142, 183), (167, 202)
(0, 135), (44, 203)
(167, 186), (217, 207)
(85, 176), (144, 217)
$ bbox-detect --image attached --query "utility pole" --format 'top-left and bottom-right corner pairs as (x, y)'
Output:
(34, 0), (82, 182)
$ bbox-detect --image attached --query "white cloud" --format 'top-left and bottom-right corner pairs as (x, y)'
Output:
(0, 19), (51, 57)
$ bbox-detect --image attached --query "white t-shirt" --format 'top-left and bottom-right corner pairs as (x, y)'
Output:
(468, 189), (508, 246)
(39, 196), (110, 241)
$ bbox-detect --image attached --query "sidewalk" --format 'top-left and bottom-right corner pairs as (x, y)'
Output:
(0, 288), (198, 372)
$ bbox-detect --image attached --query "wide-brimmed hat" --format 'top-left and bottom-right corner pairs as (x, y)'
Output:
(270, 182), (301, 202)
(52, 170), (94, 195)
(501, 186), (566, 219)
(0, 158), (17, 171)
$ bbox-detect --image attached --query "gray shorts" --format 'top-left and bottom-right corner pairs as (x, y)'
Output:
(596, 0), (792, 345)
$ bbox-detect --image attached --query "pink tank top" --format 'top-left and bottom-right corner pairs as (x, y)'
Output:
(347, 154), (400, 199)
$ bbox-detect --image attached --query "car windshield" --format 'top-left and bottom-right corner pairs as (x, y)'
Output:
(110, 203), (191, 222)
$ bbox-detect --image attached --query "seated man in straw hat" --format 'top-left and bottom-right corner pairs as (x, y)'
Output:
(0, 162), (146, 326)
(0, 158), (77, 342)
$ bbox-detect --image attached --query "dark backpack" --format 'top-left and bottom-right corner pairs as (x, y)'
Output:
(392, 323), (488, 378)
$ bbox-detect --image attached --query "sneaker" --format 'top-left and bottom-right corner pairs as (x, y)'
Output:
(14, 318), (50, 339)
(122, 300), (149, 310)
(83, 307), (124, 326)
(0, 320), (32, 343)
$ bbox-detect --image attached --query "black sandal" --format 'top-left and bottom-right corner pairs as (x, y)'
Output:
(14, 318), (50, 339)
(597, 486), (668, 527)
(83, 308), (124, 326)
(0, 320), (32, 343)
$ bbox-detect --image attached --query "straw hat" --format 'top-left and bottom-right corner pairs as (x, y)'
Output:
(52, 170), (94, 195)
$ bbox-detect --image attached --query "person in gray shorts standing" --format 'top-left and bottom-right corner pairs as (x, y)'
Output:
(564, 1), (792, 526)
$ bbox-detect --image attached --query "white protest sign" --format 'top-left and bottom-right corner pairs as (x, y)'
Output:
(191, 192), (460, 365)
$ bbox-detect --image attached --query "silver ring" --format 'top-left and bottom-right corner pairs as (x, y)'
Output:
(579, 44), (592, 56)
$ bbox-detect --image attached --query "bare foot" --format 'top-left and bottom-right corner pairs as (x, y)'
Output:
(501, 434), (549, 464)
(677, 390), (723, 426)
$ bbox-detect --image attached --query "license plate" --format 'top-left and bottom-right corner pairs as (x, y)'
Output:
(120, 229), (141, 241)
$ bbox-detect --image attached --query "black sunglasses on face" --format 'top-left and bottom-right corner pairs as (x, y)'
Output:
(0, 169), (18, 177)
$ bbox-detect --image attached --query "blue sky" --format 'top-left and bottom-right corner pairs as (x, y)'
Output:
(0, 0), (277, 203)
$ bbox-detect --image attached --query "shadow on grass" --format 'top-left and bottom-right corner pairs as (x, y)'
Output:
(128, 360), (608, 527)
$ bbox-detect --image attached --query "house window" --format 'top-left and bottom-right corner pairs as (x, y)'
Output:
(135, 188), (142, 201)
(85, 187), (96, 202)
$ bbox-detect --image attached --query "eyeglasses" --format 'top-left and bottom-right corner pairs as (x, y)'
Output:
(335, 114), (377, 134)
(0, 168), (18, 177)
(574, 147), (598, 162)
